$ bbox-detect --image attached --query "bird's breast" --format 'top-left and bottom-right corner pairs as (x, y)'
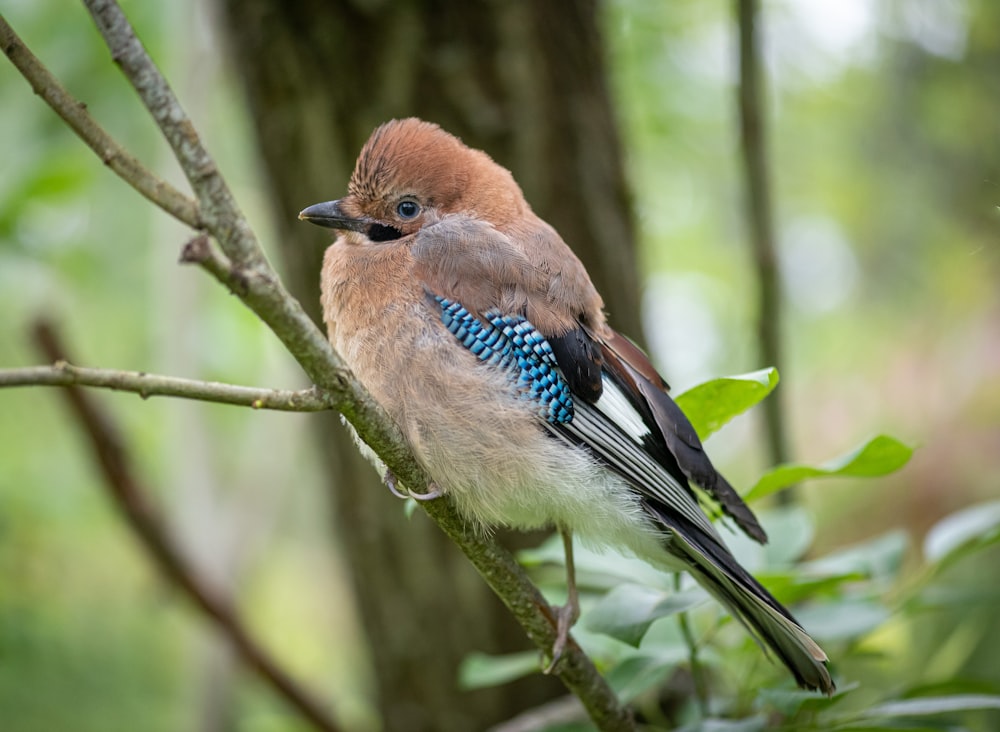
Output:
(319, 240), (650, 540)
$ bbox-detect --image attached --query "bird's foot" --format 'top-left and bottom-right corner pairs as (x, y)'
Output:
(544, 529), (580, 674)
(382, 470), (443, 502)
(544, 599), (580, 674)
(383, 469), (408, 499)
(410, 481), (444, 501)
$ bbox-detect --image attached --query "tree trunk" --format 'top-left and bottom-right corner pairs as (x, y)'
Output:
(218, 1), (639, 729)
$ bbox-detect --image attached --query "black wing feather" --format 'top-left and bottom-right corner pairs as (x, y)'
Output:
(548, 327), (603, 404)
(547, 323), (767, 544)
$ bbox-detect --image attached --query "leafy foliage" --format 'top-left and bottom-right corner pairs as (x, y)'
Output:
(468, 372), (1000, 731)
(744, 435), (914, 503)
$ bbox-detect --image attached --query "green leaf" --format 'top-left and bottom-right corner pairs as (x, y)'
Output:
(757, 681), (858, 716)
(605, 654), (676, 702)
(923, 500), (1000, 565)
(756, 569), (868, 605)
(457, 651), (539, 690)
(794, 598), (891, 641)
(721, 505), (815, 573)
(674, 367), (779, 440)
(744, 435), (913, 503)
(761, 505), (815, 566)
(675, 717), (768, 732)
(900, 679), (1000, 699)
(863, 694), (1000, 718)
(804, 530), (910, 582)
(832, 726), (955, 731)
(585, 583), (707, 647)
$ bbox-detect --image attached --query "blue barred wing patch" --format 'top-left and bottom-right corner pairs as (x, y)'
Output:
(432, 295), (573, 424)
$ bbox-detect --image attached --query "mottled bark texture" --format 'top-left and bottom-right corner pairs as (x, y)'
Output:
(218, 1), (639, 729)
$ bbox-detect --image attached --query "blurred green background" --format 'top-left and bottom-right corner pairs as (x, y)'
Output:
(1, 0), (997, 730)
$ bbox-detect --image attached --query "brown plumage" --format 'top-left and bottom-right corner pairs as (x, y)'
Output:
(341, 118), (605, 336)
(301, 118), (833, 694)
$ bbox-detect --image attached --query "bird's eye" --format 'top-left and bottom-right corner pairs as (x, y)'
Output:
(396, 200), (420, 219)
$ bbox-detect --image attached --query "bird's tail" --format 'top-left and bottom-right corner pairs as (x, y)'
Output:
(670, 532), (835, 695)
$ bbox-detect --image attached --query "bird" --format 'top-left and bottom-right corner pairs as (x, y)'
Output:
(299, 117), (833, 694)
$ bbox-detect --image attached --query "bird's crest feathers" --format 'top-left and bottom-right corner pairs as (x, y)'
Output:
(349, 118), (525, 225)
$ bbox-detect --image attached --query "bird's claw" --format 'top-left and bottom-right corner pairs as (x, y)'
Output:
(409, 482), (444, 501)
(383, 470), (443, 502)
(543, 600), (580, 674)
(383, 469), (408, 499)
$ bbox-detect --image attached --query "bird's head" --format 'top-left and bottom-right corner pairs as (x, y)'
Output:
(299, 118), (529, 242)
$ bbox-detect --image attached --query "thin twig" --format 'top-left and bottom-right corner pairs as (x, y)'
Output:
(674, 574), (708, 716)
(0, 15), (202, 229)
(31, 320), (342, 732)
(82, 0), (262, 269)
(0, 362), (334, 412)
(735, 0), (794, 501)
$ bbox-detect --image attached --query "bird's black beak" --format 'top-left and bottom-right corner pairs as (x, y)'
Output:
(299, 199), (406, 242)
(298, 199), (369, 232)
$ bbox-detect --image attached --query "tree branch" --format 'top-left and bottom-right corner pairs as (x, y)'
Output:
(0, 361), (335, 412)
(735, 0), (794, 499)
(2, 4), (635, 729)
(83, 0), (262, 269)
(31, 321), (343, 732)
(79, 0), (354, 402)
(0, 15), (202, 229)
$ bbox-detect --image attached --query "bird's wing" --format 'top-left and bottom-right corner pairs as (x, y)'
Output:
(598, 330), (768, 543)
(411, 215), (551, 324)
(550, 329), (766, 544)
(411, 215), (597, 338)
(411, 214), (765, 543)
(425, 291), (724, 544)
